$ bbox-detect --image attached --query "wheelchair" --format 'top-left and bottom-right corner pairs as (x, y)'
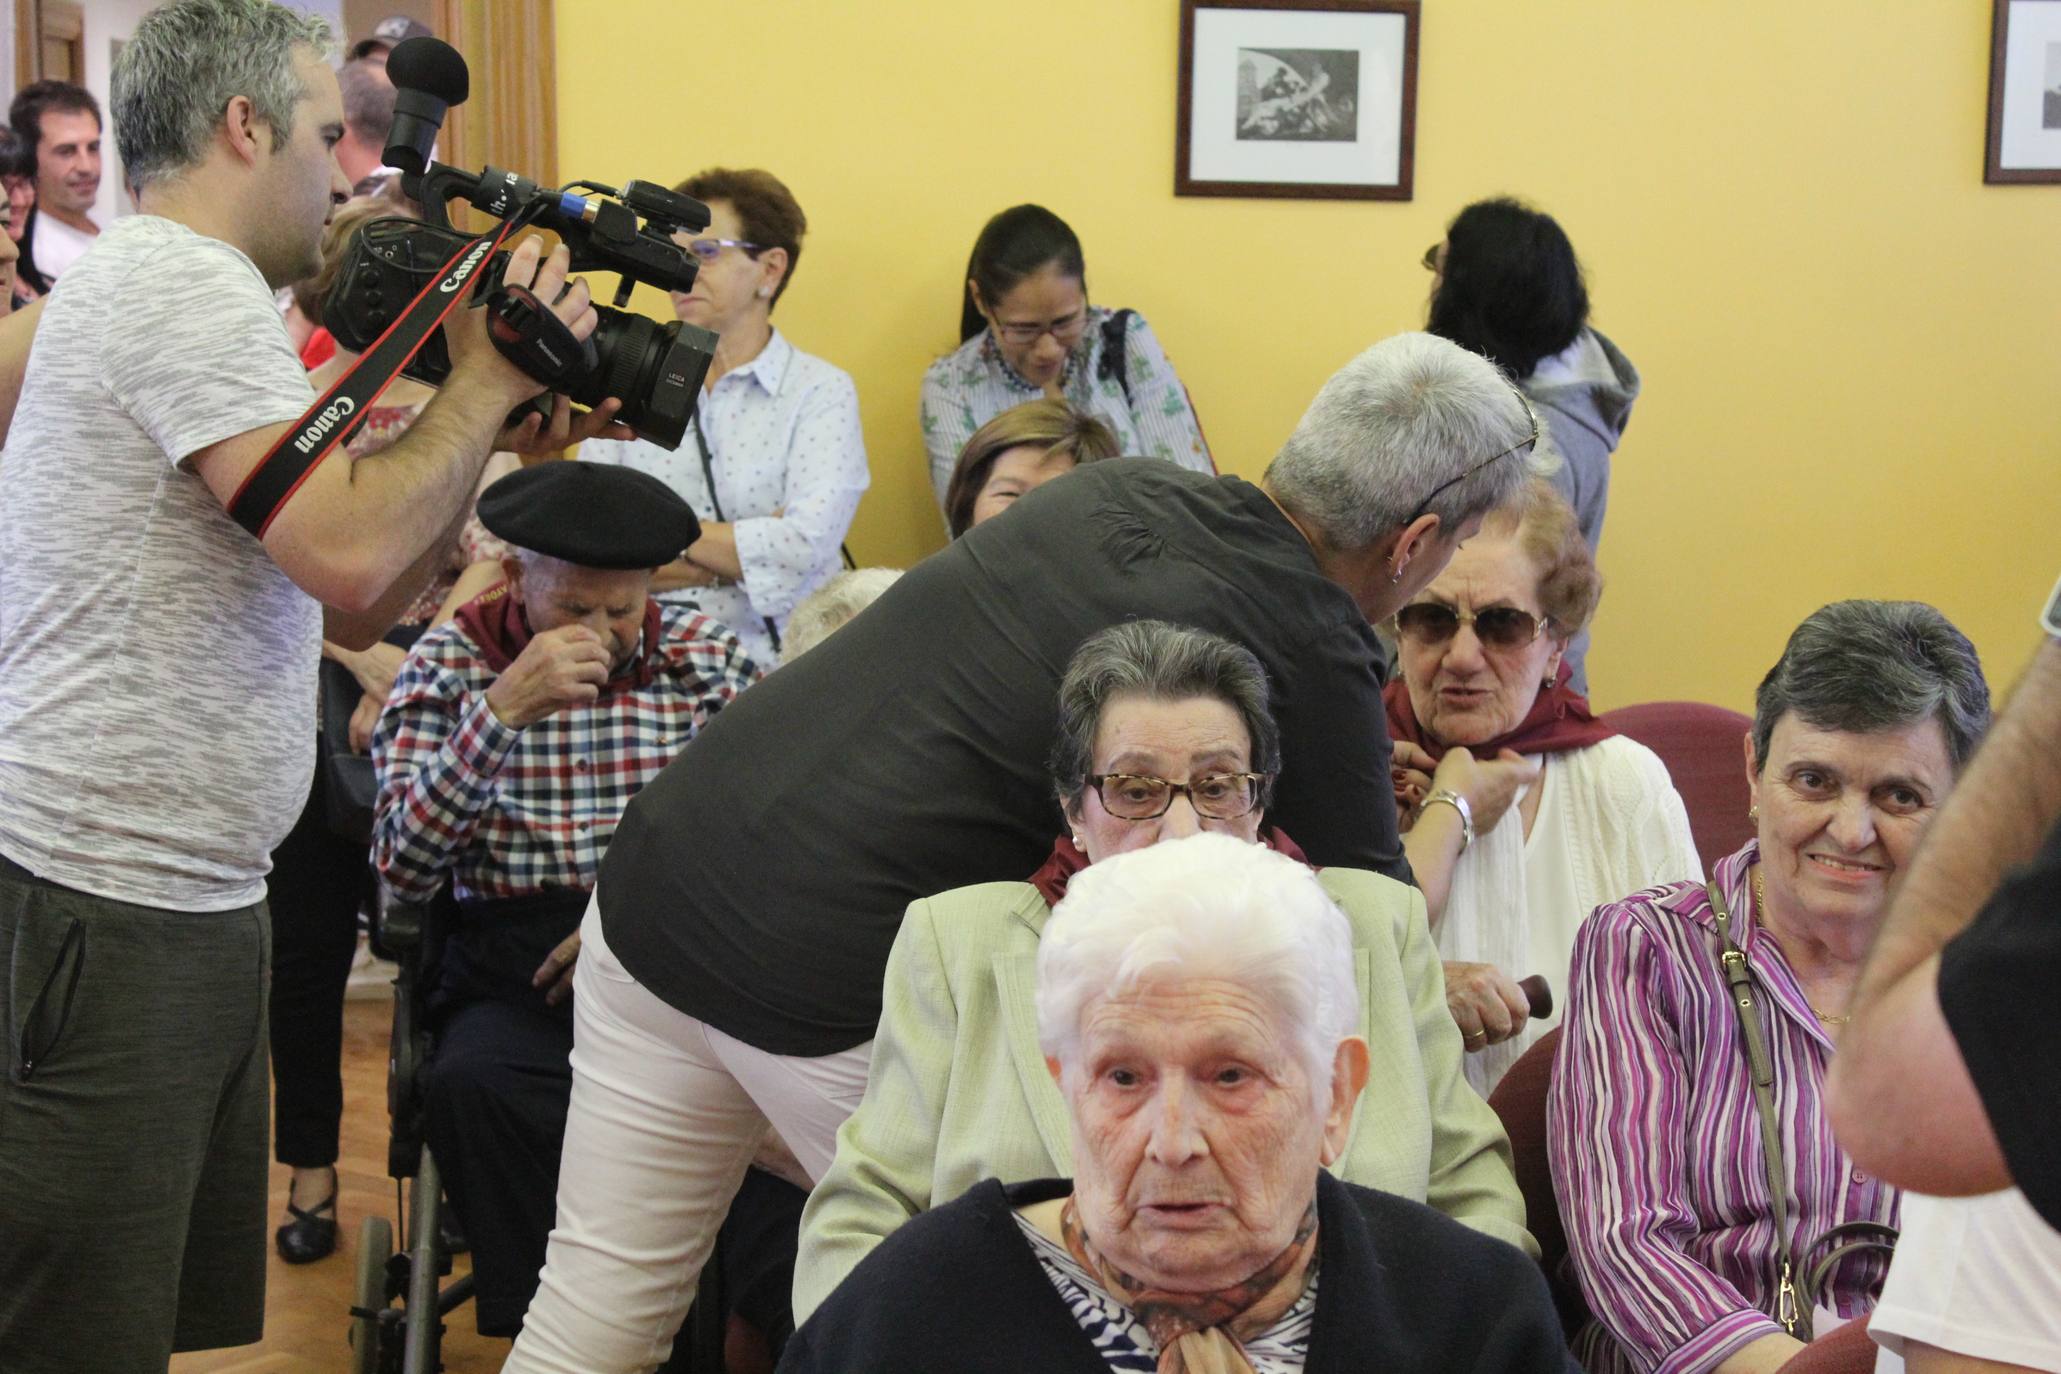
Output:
(347, 882), (737, 1373)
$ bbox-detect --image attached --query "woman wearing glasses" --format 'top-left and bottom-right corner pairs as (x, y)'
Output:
(791, 619), (1530, 1322)
(920, 203), (1212, 512)
(580, 167), (867, 668)
(1387, 478), (1700, 1094)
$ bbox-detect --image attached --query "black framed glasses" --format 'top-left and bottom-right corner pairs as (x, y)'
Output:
(1393, 602), (1550, 651)
(992, 306), (1090, 348)
(1406, 390), (1541, 524)
(1088, 772), (1271, 821)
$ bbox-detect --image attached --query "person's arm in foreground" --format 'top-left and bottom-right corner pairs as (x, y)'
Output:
(1548, 908), (1802, 1373)
(0, 297), (44, 445)
(1830, 637), (2061, 1195)
(188, 238), (618, 644)
(793, 896), (962, 1324)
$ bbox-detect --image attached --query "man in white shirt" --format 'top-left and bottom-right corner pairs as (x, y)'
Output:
(8, 80), (101, 286)
(0, 2), (620, 1367)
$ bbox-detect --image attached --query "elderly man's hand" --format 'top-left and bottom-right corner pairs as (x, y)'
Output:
(485, 624), (613, 728)
(1444, 960), (1531, 1052)
(532, 928), (580, 1007)
(348, 691), (382, 755)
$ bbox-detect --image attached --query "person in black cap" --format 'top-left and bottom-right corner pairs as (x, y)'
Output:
(350, 12), (432, 63)
(368, 460), (760, 1340)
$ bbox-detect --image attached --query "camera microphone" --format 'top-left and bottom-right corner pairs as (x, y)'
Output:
(383, 36), (470, 175)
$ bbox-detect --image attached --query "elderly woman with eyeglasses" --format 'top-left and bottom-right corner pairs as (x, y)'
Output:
(1386, 477), (1702, 1094)
(920, 203), (1212, 515)
(785, 834), (1570, 1372)
(1549, 601), (1990, 1374)
(792, 619), (1530, 1323)
(580, 167), (867, 668)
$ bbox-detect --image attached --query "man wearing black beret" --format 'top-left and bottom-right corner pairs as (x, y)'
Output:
(368, 461), (760, 1340)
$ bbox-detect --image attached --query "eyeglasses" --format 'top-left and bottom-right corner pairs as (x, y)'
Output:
(1405, 391), (1541, 524)
(1393, 602), (1549, 651)
(682, 237), (763, 263)
(1088, 772), (1271, 821)
(992, 307), (1089, 348)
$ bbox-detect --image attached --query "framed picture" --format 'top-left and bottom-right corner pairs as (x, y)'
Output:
(1986, 0), (2061, 183)
(1176, 0), (1419, 201)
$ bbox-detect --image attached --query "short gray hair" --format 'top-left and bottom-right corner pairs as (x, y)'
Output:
(782, 567), (902, 660)
(114, 0), (332, 192)
(338, 57), (394, 144)
(1049, 621), (1280, 814)
(1752, 600), (1991, 774)
(1036, 833), (1358, 1109)
(1264, 331), (1550, 552)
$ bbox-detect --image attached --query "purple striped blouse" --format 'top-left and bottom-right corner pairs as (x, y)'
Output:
(1546, 842), (1897, 1374)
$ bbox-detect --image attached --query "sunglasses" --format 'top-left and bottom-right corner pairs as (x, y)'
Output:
(1393, 603), (1549, 651)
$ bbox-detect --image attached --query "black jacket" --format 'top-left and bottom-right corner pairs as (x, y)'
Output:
(778, 1173), (1575, 1373)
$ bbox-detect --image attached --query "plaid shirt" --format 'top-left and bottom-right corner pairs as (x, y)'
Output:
(372, 603), (759, 903)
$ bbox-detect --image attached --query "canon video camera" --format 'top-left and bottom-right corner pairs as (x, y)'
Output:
(322, 37), (716, 448)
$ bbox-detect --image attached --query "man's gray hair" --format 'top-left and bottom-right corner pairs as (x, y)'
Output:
(1048, 620), (1280, 814)
(338, 57), (394, 144)
(1264, 331), (1549, 552)
(1036, 833), (1358, 1112)
(113, 0), (332, 192)
(782, 568), (903, 660)
(1751, 600), (1991, 773)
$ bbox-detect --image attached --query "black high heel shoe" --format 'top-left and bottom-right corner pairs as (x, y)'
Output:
(275, 1189), (339, 1264)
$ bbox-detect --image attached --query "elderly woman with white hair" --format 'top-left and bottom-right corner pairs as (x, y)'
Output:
(784, 834), (1571, 1372)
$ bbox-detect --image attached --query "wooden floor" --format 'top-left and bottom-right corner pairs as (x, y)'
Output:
(170, 996), (508, 1374)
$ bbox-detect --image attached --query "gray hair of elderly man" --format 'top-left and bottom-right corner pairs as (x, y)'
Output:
(783, 567), (904, 660)
(1035, 833), (1359, 1113)
(113, 0), (333, 193)
(1751, 599), (1991, 775)
(1264, 331), (1553, 554)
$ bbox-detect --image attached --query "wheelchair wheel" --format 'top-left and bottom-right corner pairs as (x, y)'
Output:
(350, 1214), (394, 1374)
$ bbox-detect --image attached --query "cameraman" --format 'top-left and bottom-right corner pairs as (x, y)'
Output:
(0, 2), (618, 1367)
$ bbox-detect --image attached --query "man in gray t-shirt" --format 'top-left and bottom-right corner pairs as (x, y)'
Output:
(0, 4), (617, 1366)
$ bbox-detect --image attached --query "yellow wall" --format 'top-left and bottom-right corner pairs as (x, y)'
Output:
(556, 1), (2061, 712)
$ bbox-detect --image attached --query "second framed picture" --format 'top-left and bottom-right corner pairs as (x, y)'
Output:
(1177, 0), (1420, 200)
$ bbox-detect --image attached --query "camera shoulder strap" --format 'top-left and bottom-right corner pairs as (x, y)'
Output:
(227, 217), (519, 540)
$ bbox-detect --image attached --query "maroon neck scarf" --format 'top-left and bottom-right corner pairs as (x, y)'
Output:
(1383, 662), (1616, 765)
(1029, 828), (1311, 907)
(454, 583), (665, 695)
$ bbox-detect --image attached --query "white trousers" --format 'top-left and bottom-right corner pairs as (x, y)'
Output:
(502, 893), (871, 1374)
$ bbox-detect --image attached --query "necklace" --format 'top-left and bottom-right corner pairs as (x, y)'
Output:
(1751, 867), (1854, 1026)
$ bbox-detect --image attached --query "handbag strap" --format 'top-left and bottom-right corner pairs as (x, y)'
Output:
(1797, 1221), (1899, 1313)
(1708, 878), (1810, 1340)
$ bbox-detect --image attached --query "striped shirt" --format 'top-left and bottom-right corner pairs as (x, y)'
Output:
(1547, 842), (1898, 1374)
(920, 305), (1213, 509)
(371, 603), (758, 903)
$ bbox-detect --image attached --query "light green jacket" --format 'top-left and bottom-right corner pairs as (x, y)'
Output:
(793, 866), (1534, 1322)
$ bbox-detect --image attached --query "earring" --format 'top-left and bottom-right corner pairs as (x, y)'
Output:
(1748, 804), (1759, 823)
(1070, 833), (1085, 849)
(756, 286), (772, 299)
(1389, 566), (1403, 585)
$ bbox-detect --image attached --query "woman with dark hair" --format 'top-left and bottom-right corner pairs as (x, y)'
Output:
(0, 127), (37, 308)
(920, 203), (1211, 511)
(1425, 197), (1638, 692)
(581, 166), (868, 668)
(941, 398), (1119, 538)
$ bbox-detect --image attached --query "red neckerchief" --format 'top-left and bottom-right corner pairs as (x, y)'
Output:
(1383, 661), (1616, 765)
(1028, 828), (1312, 907)
(453, 582), (665, 695)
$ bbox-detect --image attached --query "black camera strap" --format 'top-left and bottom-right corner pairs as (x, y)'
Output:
(227, 217), (521, 540)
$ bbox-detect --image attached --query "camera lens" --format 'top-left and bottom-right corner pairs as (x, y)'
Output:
(574, 309), (717, 449)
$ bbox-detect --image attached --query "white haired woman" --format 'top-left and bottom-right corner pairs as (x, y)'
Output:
(793, 620), (1528, 1321)
(1550, 600), (1991, 1373)
(1387, 477), (1701, 1093)
(785, 834), (1571, 1372)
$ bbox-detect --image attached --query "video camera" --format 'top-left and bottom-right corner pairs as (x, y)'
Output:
(322, 37), (717, 448)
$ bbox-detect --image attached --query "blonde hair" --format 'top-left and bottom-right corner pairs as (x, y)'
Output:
(944, 399), (1120, 538)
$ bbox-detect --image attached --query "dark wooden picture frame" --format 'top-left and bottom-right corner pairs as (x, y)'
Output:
(1176, 0), (1419, 201)
(1986, 0), (2061, 184)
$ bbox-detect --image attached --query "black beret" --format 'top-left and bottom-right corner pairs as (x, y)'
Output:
(477, 462), (701, 570)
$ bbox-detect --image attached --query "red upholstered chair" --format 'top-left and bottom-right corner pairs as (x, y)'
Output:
(1598, 701), (1755, 866)
(1486, 1026), (1588, 1338)
(1777, 1317), (1878, 1373)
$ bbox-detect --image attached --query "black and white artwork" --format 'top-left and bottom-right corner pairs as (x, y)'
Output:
(1235, 48), (1360, 142)
(2044, 41), (2061, 128)
(1986, 0), (2061, 182)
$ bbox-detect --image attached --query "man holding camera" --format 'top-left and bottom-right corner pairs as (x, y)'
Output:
(0, 1), (616, 1367)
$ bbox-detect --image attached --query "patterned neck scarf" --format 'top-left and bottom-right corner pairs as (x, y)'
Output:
(1060, 1193), (1320, 1374)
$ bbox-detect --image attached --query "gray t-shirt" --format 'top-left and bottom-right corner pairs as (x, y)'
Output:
(0, 215), (319, 911)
